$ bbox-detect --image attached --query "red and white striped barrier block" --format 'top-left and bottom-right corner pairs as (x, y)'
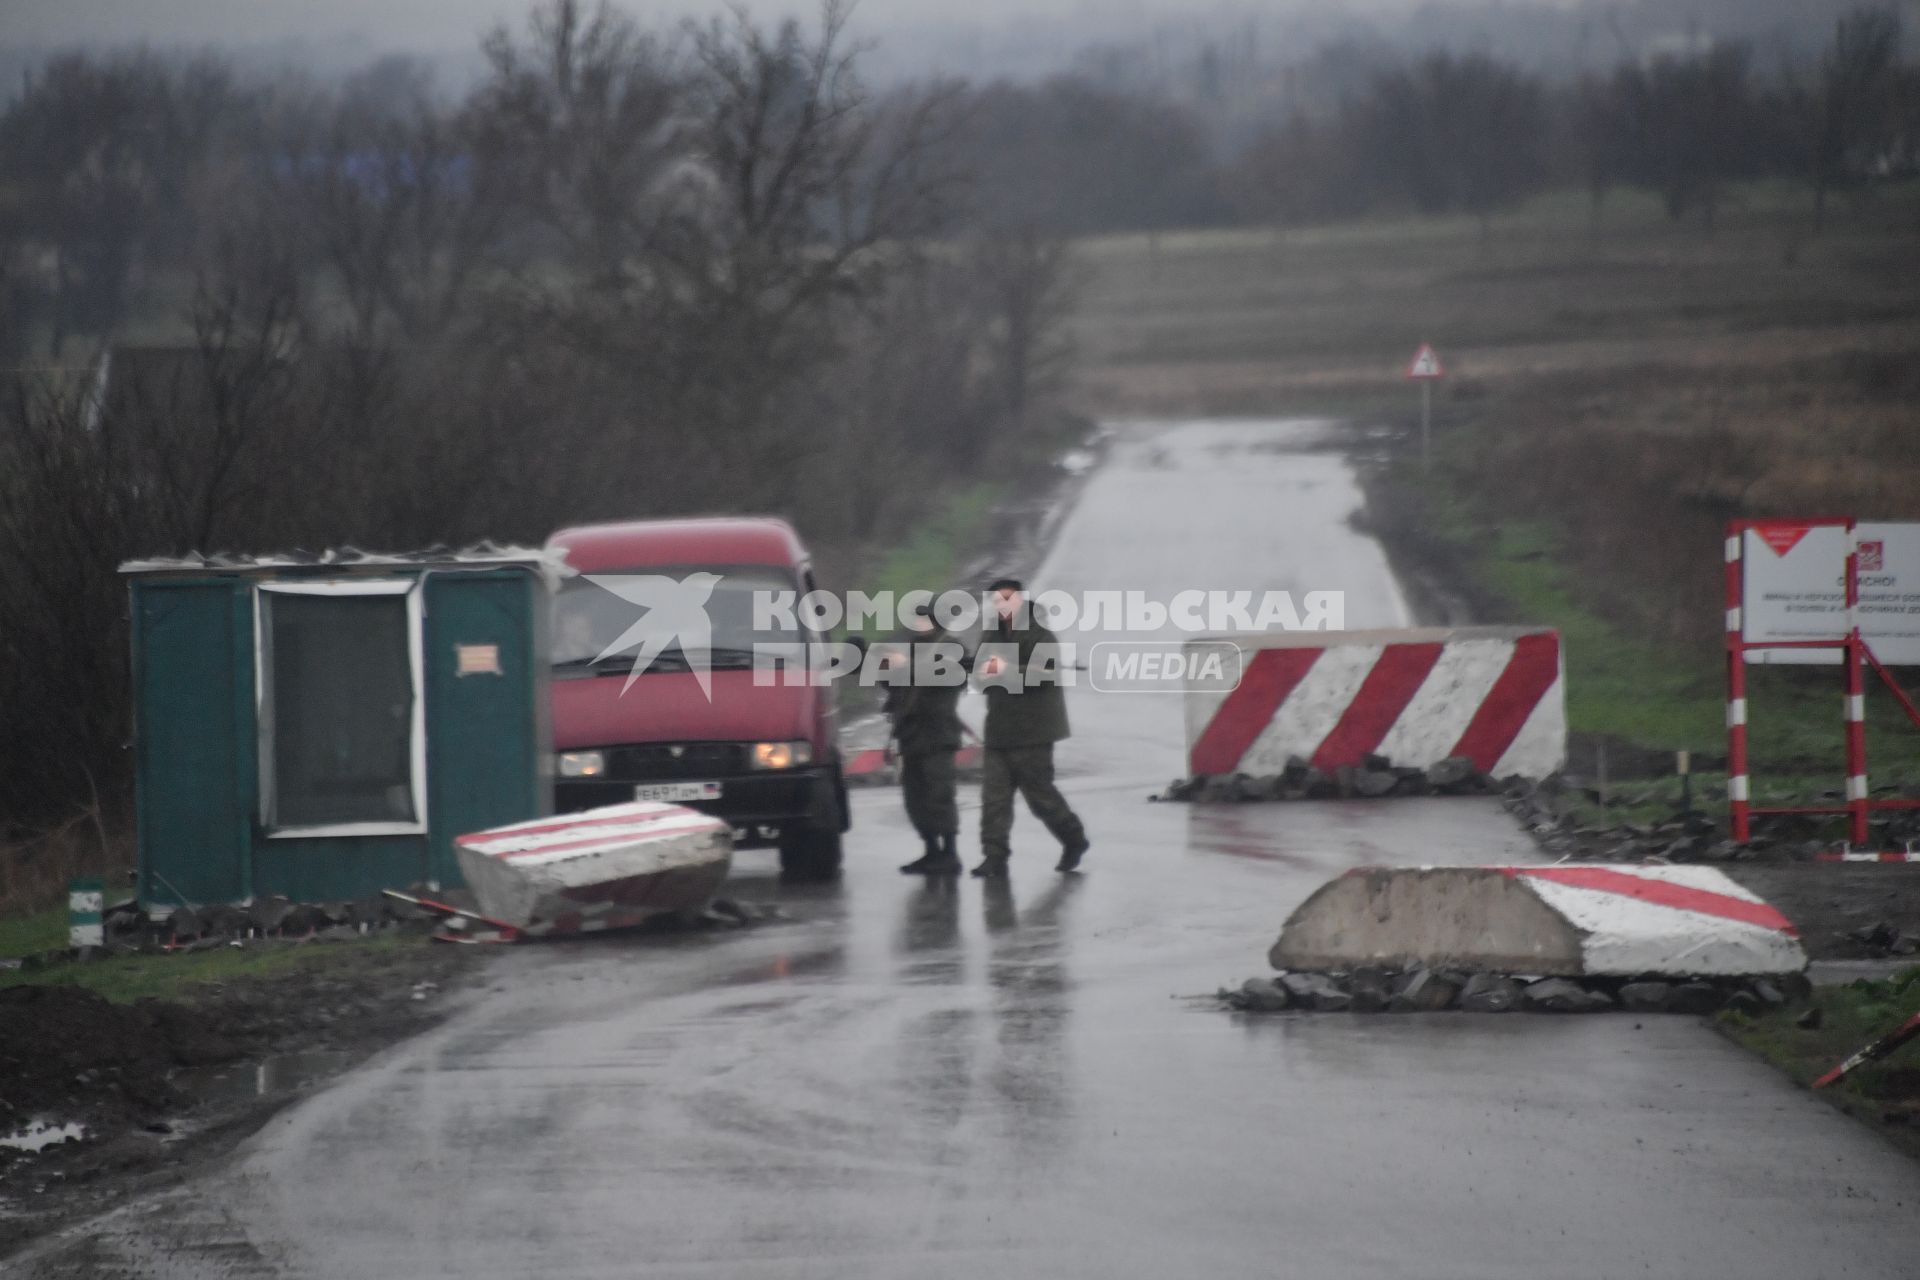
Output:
(453, 801), (732, 936)
(843, 745), (891, 779)
(1185, 626), (1565, 780)
(1273, 863), (1806, 977)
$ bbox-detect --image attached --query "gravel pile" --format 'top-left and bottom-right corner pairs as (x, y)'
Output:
(1217, 967), (1809, 1016)
(1157, 753), (1492, 803)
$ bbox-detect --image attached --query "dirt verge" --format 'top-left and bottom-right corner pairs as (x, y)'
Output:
(0, 937), (481, 1258)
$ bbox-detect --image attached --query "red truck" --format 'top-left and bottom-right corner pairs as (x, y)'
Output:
(545, 517), (848, 878)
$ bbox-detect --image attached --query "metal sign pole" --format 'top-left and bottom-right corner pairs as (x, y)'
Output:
(1725, 528), (1750, 842)
(1421, 379), (1432, 470)
(1843, 520), (1870, 846)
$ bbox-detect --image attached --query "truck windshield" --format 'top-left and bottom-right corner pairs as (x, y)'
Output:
(551, 566), (807, 674)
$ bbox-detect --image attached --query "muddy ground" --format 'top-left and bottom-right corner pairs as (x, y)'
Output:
(1723, 863), (1920, 961)
(0, 938), (482, 1256)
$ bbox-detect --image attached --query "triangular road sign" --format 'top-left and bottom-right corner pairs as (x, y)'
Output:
(1407, 343), (1444, 379)
(1756, 524), (1811, 557)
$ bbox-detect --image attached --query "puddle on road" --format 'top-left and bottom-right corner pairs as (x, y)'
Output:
(179, 1050), (355, 1108)
(0, 1120), (87, 1153)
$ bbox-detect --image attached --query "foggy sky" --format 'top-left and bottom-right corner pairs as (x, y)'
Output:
(0, 0), (1433, 64)
(1, 0), (1886, 86)
(1, 0), (1378, 46)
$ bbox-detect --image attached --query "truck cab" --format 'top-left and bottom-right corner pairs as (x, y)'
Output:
(545, 517), (848, 878)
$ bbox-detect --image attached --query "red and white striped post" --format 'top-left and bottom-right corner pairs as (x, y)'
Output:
(1843, 523), (1871, 846)
(1725, 529), (1751, 842)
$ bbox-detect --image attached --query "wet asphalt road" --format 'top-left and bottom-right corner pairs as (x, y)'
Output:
(25, 421), (1920, 1278)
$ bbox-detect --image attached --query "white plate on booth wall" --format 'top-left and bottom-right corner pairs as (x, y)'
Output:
(634, 781), (722, 802)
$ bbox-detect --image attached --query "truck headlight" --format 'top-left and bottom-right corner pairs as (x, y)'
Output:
(749, 741), (812, 770)
(558, 750), (605, 778)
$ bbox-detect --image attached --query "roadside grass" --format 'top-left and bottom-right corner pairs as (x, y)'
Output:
(0, 933), (426, 1004)
(1416, 475), (1920, 770)
(849, 480), (1006, 639)
(0, 907), (66, 961)
(1407, 457), (1920, 828)
(1722, 969), (1920, 1154)
(1416, 483), (1721, 753)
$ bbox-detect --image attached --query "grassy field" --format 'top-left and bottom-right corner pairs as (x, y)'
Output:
(1070, 180), (1920, 793)
(1071, 182), (1920, 414)
(0, 906), (65, 960)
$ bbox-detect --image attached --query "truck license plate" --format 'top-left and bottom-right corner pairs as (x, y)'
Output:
(634, 781), (722, 802)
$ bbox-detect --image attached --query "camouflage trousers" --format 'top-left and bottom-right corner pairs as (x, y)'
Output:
(979, 745), (1085, 863)
(900, 750), (959, 840)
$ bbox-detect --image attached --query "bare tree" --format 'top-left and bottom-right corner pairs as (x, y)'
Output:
(0, 52), (242, 354)
(475, 0), (687, 289)
(966, 228), (1080, 441)
(293, 62), (504, 344)
(1358, 53), (1547, 236)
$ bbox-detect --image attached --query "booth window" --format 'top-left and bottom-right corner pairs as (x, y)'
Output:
(258, 582), (425, 835)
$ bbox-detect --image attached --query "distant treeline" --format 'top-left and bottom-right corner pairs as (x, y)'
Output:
(962, 5), (1919, 237)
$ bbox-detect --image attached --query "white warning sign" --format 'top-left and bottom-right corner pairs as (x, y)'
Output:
(1406, 343), (1444, 379)
(1740, 522), (1920, 665)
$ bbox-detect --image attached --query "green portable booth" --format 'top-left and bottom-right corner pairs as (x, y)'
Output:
(122, 547), (555, 907)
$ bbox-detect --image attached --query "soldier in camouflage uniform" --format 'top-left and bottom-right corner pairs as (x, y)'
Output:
(888, 603), (967, 876)
(972, 578), (1088, 878)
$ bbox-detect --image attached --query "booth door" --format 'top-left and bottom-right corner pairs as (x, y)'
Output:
(134, 581), (252, 904)
(425, 570), (547, 888)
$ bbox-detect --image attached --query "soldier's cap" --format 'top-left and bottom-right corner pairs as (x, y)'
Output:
(987, 576), (1023, 593)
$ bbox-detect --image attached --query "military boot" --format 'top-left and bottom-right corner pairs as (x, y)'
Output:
(925, 834), (962, 876)
(901, 837), (959, 876)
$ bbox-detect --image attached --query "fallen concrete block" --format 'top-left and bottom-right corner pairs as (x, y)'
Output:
(1279, 971), (1352, 1012)
(1459, 972), (1521, 1012)
(1389, 966), (1461, 1012)
(1271, 864), (1806, 978)
(455, 801), (733, 936)
(1523, 978), (1613, 1013)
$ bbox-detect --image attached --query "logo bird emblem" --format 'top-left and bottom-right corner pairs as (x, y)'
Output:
(584, 573), (723, 701)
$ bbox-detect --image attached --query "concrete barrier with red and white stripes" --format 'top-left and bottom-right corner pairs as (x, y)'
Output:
(1273, 863), (1807, 977)
(1184, 626), (1565, 781)
(453, 802), (732, 937)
